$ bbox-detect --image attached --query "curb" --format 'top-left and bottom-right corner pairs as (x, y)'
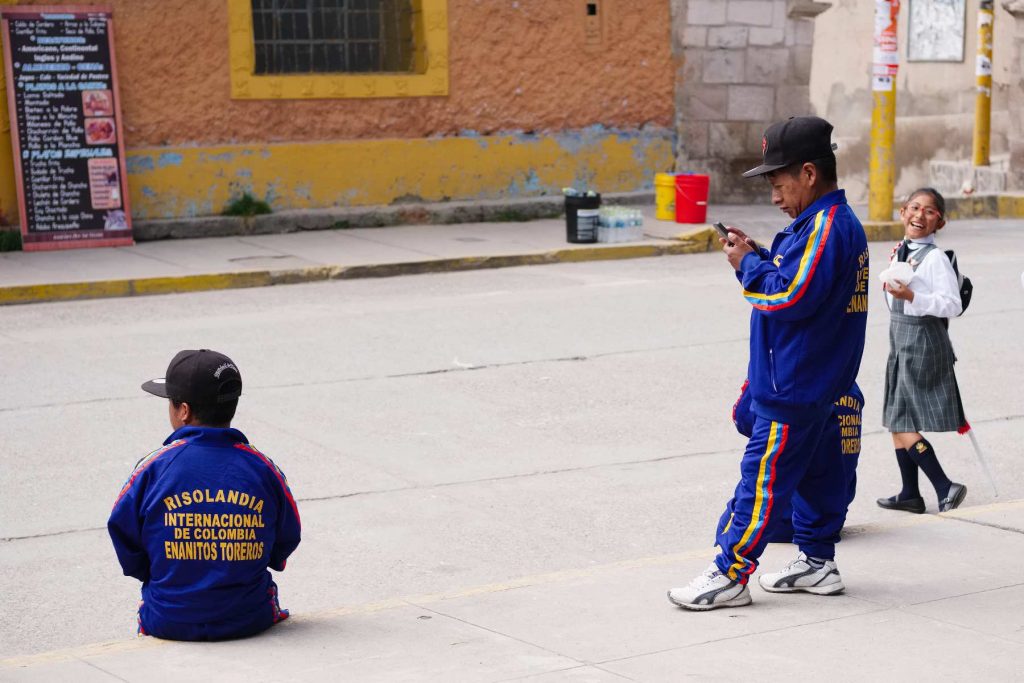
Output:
(852, 193), (1024, 241)
(0, 201), (1013, 306)
(0, 237), (714, 306)
(861, 220), (903, 242)
(946, 193), (1024, 220)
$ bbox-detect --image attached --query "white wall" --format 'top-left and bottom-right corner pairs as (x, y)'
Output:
(810, 0), (1015, 202)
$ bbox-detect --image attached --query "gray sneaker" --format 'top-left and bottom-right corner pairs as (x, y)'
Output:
(667, 564), (752, 611)
(757, 553), (845, 595)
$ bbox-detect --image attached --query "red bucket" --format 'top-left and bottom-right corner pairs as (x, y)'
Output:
(674, 173), (709, 223)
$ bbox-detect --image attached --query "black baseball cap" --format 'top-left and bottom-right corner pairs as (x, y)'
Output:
(142, 349), (243, 405)
(742, 116), (839, 178)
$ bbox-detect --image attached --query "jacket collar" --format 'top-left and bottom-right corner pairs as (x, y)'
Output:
(164, 425), (248, 446)
(786, 189), (847, 232)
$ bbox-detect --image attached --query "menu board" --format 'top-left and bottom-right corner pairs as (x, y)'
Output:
(1, 6), (132, 251)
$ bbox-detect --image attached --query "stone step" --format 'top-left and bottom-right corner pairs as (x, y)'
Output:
(929, 155), (1010, 196)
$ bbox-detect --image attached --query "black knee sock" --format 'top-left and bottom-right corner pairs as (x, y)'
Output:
(908, 438), (951, 500)
(895, 448), (920, 500)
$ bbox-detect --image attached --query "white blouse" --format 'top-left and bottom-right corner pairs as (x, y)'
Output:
(885, 237), (963, 318)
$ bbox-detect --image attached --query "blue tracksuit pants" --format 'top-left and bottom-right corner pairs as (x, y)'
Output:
(762, 397), (861, 543)
(713, 412), (848, 584)
(137, 580), (288, 641)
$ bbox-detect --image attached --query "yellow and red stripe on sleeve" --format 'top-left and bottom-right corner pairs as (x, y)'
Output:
(112, 439), (189, 508)
(235, 442), (301, 523)
(742, 205), (837, 311)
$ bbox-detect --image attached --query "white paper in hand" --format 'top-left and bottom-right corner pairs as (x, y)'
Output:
(878, 261), (915, 288)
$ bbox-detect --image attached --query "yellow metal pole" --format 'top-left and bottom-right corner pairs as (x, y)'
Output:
(973, 1), (994, 167)
(868, 0), (900, 222)
(869, 88), (897, 222)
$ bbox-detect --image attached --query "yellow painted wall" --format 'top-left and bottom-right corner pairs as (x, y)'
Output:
(126, 129), (675, 219)
(0, 0), (676, 222)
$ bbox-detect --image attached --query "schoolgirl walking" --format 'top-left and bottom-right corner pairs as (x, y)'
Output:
(877, 188), (968, 514)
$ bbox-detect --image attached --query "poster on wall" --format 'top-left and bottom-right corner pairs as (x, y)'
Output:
(1, 5), (132, 251)
(872, 0), (900, 92)
(908, 0), (966, 62)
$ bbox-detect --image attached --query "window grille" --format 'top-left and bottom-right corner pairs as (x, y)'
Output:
(251, 0), (414, 74)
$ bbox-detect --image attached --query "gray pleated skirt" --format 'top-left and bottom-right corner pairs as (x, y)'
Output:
(882, 312), (965, 433)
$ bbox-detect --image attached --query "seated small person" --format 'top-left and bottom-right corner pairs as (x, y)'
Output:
(108, 349), (301, 641)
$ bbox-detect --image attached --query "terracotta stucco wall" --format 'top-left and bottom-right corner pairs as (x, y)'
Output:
(0, 0), (677, 221)
(96, 0), (675, 146)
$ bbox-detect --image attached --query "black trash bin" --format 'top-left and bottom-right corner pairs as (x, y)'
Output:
(565, 193), (601, 243)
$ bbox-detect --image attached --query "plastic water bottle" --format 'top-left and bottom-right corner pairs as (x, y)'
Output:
(596, 207), (644, 243)
(632, 208), (644, 240)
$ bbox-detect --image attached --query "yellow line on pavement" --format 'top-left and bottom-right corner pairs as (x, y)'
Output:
(311, 547), (714, 621)
(0, 547), (711, 669)
(2, 637), (164, 669)
(6, 498), (1022, 669)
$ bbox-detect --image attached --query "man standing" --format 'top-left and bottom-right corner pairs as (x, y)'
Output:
(668, 116), (869, 610)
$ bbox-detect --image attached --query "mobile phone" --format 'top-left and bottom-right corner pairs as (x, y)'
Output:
(715, 222), (761, 253)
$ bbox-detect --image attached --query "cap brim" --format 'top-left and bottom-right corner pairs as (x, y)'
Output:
(742, 162), (788, 178)
(141, 378), (170, 398)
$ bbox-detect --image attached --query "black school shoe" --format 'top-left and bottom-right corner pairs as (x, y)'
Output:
(939, 483), (967, 512)
(876, 495), (926, 514)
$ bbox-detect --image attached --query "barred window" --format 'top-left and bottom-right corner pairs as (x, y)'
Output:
(252, 0), (414, 74)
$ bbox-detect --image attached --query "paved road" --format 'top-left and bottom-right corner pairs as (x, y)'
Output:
(2, 218), (1023, 678)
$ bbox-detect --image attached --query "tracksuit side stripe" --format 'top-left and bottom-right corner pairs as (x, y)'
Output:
(235, 443), (301, 522)
(726, 422), (788, 580)
(112, 439), (189, 508)
(743, 205), (836, 310)
(732, 379), (750, 425)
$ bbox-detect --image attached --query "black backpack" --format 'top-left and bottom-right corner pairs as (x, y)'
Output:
(896, 242), (972, 315)
(944, 249), (972, 315)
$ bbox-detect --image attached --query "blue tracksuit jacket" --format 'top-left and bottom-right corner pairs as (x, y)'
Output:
(736, 189), (869, 424)
(108, 426), (301, 639)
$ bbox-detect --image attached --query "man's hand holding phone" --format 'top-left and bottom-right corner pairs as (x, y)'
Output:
(715, 222), (758, 270)
(716, 222), (759, 250)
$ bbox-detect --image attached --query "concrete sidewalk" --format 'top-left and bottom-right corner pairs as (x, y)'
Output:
(0, 205), (722, 306)
(0, 203), (853, 306)
(1, 193), (1020, 306)
(4, 500), (1022, 681)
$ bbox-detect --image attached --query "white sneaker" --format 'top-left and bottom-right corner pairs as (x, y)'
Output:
(667, 564), (752, 611)
(758, 553), (845, 595)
